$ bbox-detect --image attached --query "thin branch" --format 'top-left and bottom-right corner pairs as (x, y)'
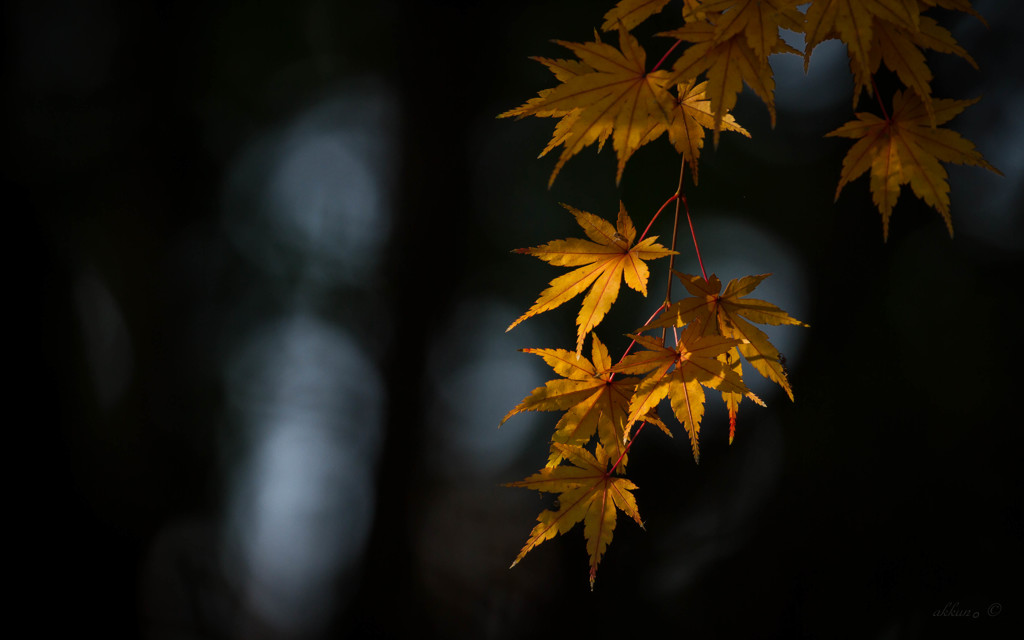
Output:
(608, 301), (667, 383)
(664, 157), (687, 304)
(637, 192), (679, 243)
(651, 39), (682, 74)
(609, 422), (646, 474)
(684, 196), (708, 282)
(870, 75), (890, 121)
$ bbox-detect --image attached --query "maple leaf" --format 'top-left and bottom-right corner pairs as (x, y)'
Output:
(667, 79), (751, 184)
(646, 272), (807, 400)
(803, 1), (976, 116)
(501, 334), (640, 468)
(506, 203), (675, 352)
(601, 0), (672, 32)
(612, 322), (746, 462)
(803, 0), (915, 99)
(499, 25), (677, 185)
(661, 2), (802, 143)
(826, 90), (1001, 239)
(506, 443), (643, 589)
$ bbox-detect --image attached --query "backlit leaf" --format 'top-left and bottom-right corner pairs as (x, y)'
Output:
(500, 25), (677, 185)
(507, 203), (675, 352)
(506, 444), (643, 589)
(502, 334), (640, 468)
(827, 90), (1000, 239)
(667, 80), (750, 183)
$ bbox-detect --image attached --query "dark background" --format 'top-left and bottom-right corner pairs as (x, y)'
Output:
(15, 0), (1023, 638)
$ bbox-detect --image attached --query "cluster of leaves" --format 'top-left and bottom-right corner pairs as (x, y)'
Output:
(500, 0), (996, 588)
(502, 0), (999, 238)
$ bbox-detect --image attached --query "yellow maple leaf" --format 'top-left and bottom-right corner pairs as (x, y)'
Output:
(667, 79), (751, 183)
(661, 4), (800, 143)
(506, 443), (642, 589)
(501, 334), (640, 468)
(611, 322), (747, 462)
(826, 90), (1001, 239)
(507, 203), (675, 352)
(499, 25), (677, 185)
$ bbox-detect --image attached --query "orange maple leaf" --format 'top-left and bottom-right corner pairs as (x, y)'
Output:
(611, 322), (747, 462)
(499, 24), (677, 185)
(501, 334), (640, 468)
(826, 90), (1001, 239)
(506, 443), (642, 589)
(507, 203), (675, 352)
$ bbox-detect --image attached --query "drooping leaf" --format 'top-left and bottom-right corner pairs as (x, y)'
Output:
(826, 90), (1001, 239)
(506, 444), (643, 589)
(667, 79), (750, 183)
(502, 334), (640, 468)
(499, 25), (677, 185)
(507, 203), (675, 352)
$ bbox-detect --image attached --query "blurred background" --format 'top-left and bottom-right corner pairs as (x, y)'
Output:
(15, 0), (1023, 637)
